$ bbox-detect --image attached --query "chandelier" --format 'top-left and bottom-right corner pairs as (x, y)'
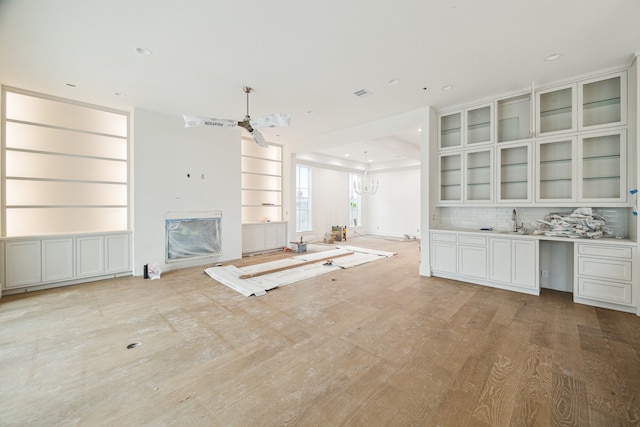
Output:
(353, 151), (379, 195)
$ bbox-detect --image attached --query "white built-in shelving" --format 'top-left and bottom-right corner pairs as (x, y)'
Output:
(2, 87), (129, 236)
(241, 138), (283, 223)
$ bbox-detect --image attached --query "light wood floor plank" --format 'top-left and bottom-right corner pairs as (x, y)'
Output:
(1, 236), (639, 426)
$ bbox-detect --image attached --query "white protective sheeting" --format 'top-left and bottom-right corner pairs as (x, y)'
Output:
(204, 246), (396, 297)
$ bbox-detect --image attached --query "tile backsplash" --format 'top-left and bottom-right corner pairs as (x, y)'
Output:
(439, 207), (630, 238)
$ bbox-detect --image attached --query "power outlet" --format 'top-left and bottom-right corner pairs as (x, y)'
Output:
(541, 270), (549, 278)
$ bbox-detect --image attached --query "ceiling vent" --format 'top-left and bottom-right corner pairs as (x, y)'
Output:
(354, 89), (373, 98)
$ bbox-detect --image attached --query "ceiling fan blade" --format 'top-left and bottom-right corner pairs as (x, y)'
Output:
(249, 113), (291, 129)
(249, 129), (268, 147)
(183, 114), (238, 128)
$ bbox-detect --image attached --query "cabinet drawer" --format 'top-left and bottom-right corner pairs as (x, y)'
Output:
(431, 233), (457, 243)
(577, 277), (632, 305)
(458, 235), (487, 245)
(577, 256), (632, 282)
(577, 244), (632, 259)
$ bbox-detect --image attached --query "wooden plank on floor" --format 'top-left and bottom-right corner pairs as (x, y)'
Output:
(238, 251), (353, 279)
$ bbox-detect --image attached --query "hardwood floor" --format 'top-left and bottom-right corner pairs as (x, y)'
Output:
(1, 236), (639, 426)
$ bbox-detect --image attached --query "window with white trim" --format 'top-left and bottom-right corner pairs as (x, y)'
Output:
(296, 165), (312, 232)
(349, 173), (362, 227)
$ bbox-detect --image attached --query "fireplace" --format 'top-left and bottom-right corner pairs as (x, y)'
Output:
(165, 211), (222, 262)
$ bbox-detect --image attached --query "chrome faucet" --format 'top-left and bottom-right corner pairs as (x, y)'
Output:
(512, 209), (524, 232)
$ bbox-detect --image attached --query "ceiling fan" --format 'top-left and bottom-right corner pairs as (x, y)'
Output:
(183, 86), (291, 147)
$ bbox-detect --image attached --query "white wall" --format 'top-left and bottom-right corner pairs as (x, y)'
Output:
(307, 166), (350, 241)
(295, 163), (421, 242)
(366, 168), (421, 238)
(133, 109), (242, 275)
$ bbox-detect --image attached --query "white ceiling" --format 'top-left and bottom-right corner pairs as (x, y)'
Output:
(1, 0), (639, 167)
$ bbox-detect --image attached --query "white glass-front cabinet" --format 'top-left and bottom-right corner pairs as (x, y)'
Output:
(536, 72), (626, 137)
(536, 130), (626, 204)
(536, 137), (577, 202)
(497, 142), (532, 203)
(536, 83), (577, 137)
(465, 148), (493, 203)
(438, 152), (463, 204)
(439, 112), (463, 150)
(466, 103), (493, 146)
(438, 148), (494, 204)
(578, 130), (626, 203)
(497, 93), (532, 143)
(439, 105), (494, 150)
(578, 72), (627, 131)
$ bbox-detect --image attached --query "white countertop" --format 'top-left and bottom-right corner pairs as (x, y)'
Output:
(430, 227), (637, 246)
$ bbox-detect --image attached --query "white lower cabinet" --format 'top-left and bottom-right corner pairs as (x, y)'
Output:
(431, 233), (636, 311)
(2, 232), (131, 293)
(489, 237), (538, 290)
(242, 222), (287, 254)
(430, 232), (457, 274)
(76, 236), (104, 277)
(575, 243), (634, 311)
(265, 223), (287, 251)
(489, 238), (511, 283)
(5, 240), (42, 288)
(430, 230), (540, 295)
(42, 238), (74, 282)
(105, 234), (130, 273)
(458, 235), (487, 279)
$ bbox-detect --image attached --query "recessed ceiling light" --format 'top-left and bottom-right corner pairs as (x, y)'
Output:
(545, 53), (562, 61)
(418, 128), (422, 132)
(441, 85), (453, 91)
(345, 154), (350, 157)
(389, 79), (400, 85)
(306, 110), (314, 115)
(135, 47), (152, 56)
(114, 91), (126, 97)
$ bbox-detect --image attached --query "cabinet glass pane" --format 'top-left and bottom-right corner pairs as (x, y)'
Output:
(440, 112), (462, 149)
(466, 106), (491, 144)
(500, 145), (529, 200)
(582, 76), (621, 128)
(466, 150), (491, 201)
(440, 154), (461, 201)
(538, 140), (573, 200)
(539, 87), (573, 133)
(581, 133), (621, 199)
(498, 94), (530, 142)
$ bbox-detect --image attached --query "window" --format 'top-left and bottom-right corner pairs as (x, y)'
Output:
(296, 165), (312, 232)
(349, 174), (362, 227)
(2, 88), (129, 236)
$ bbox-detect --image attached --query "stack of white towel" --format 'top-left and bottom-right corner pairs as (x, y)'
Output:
(532, 207), (610, 239)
